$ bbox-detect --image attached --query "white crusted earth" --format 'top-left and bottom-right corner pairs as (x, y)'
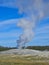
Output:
(0, 49), (49, 57)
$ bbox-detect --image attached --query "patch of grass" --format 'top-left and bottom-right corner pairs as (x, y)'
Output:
(0, 62), (49, 65)
(0, 54), (49, 65)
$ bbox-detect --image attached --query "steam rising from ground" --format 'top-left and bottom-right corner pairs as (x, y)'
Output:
(17, 19), (34, 49)
(16, 0), (49, 49)
(0, 0), (49, 48)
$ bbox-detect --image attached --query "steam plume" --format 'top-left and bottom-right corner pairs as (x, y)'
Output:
(16, 0), (49, 49)
(17, 19), (34, 49)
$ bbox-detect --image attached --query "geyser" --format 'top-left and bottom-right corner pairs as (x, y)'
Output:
(16, 0), (49, 49)
(17, 19), (34, 49)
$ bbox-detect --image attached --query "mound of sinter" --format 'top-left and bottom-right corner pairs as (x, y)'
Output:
(0, 49), (49, 57)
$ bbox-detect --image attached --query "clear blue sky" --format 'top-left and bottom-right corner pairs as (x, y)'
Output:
(0, 0), (49, 47)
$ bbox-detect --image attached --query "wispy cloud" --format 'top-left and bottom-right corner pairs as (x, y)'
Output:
(0, 39), (16, 47)
(0, 19), (18, 27)
(36, 25), (49, 33)
(0, 19), (22, 46)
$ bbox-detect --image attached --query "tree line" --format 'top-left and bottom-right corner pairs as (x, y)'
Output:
(0, 46), (49, 51)
(0, 46), (16, 51)
(26, 46), (49, 51)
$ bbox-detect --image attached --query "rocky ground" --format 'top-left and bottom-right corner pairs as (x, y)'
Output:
(0, 49), (49, 57)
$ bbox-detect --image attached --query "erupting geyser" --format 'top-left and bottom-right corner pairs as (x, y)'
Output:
(17, 19), (34, 49)
(16, 0), (49, 49)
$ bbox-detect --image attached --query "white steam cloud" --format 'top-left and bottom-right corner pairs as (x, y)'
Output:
(17, 19), (34, 49)
(0, 0), (49, 48)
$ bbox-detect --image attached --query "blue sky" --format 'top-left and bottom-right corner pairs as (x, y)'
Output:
(0, 0), (49, 47)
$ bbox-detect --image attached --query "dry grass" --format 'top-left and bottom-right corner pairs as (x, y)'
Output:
(0, 54), (49, 65)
